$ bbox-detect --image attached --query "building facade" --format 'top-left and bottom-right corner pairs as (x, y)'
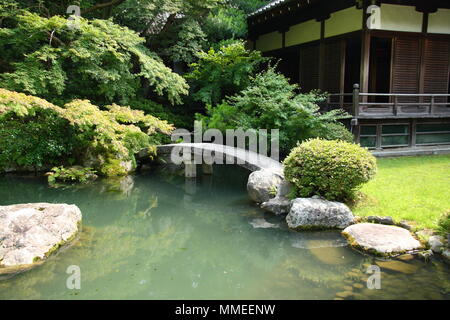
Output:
(248, 0), (450, 150)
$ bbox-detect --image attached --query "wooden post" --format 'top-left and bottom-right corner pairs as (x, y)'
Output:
(430, 96), (435, 115)
(360, 30), (371, 102)
(393, 95), (398, 116)
(353, 83), (360, 118)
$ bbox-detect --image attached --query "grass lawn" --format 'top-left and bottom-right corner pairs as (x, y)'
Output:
(352, 154), (450, 231)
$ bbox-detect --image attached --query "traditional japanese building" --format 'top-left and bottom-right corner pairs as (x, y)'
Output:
(248, 0), (450, 151)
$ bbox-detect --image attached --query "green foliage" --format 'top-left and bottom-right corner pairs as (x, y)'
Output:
(159, 18), (207, 64)
(0, 11), (188, 105)
(198, 68), (350, 154)
(0, 88), (173, 175)
(47, 166), (98, 185)
(204, 0), (270, 42)
(128, 98), (193, 130)
(0, 88), (82, 170)
(186, 41), (266, 106)
(114, 0), (221, 64)
(311, 122), (355, 143)
(437, 211), (450, 235)
(283, 139), (377, 202)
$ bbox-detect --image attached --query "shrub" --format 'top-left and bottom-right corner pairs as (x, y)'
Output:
(47, 166), (98, 186)
(197, 68), (350, 155)
(283, 139), (377, 201)
(185, 40), (266, 106)
(311, 122), (354, 143)
(0, 11), (188, 105)
(0, 88), (173, 175)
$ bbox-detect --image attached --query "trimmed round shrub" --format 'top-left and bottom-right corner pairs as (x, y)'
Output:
(283, 139), (377, 201)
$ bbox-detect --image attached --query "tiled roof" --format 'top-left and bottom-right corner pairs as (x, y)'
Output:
(248, 0), (289, 17)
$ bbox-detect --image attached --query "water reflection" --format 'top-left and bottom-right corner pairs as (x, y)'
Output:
(0, 166), (448, 300)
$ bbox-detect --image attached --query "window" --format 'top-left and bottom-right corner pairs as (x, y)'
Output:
(416, 123), (450, 145)
(360, 124), (411, 149)
(360, 125), (377, 149)
(381, 124), (409, 147)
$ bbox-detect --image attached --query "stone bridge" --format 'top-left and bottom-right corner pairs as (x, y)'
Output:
(137, 143), (283, 178)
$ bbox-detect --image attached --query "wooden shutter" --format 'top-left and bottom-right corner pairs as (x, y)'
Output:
(323, 40), (344, 94)
(422, 39), (450, 103)
(299, 44), (320, 92)
(392, 37), (421, 103)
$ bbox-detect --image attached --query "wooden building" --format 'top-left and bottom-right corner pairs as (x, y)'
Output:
(248, 0), (450, 150)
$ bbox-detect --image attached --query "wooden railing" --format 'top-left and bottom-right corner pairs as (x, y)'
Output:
(327, 84), (450, 119)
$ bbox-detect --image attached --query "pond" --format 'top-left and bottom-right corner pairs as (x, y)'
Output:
(0, 166), (449, 300)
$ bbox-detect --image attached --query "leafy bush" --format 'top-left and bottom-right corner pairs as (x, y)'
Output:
(47, 166), (98, 185)
(197, 68), (350, 154)
(0, 88), (173, 175)
(283, 139), (377, 201)
(185, 41), (266, 106)
(0, 11), (188, 105)
(311, 122), (354, 143)
(128, 98), (194, 130)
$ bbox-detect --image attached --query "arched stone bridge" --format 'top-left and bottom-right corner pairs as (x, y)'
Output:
(137, 143), (283, 178)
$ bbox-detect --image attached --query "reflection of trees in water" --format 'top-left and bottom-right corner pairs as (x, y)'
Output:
(1, 171), (448, 299)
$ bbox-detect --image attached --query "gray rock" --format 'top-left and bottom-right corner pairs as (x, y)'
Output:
(442, 250), (450, 262)
(276, 180), (292, 198)
(286, 198), (355, 230)
(398, 221), (412, 230)
(249, 218), (280, 229)
(0, 203), (82, 268)
(261, 197), (292, 216)
(367, 216), (395, 225)
(428, 235), (445, 254)
(342, 223), (422, 256)
(247, 170), (284, 203)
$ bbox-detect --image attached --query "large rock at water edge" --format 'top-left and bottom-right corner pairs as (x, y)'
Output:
(0, 203), (82, 270)
(247, 170), (283, 203)
(261, 197), (292, 216)
(342, 223), (422, 256)
(286, 198), (354, 230)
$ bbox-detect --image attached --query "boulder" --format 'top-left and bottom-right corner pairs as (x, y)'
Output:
(275, 180), (293, 198)
(0, 203), (81, 271)
(286, 198), (355, 230)
(428, 235), (445, 254)
(367, 216), (394, 225)
(261, 197), (292, 216)
(442, 250), (450, 262)
(342, 223), (422, 256)
(247, 170), (283, 203)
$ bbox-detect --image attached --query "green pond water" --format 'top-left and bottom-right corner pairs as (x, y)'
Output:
(0, 166), (449, 300)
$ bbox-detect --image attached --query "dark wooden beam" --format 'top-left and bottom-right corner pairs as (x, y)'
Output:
(422, 12), (429, 33)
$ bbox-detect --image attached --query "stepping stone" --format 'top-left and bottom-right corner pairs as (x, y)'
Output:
(342, 223), (422, 257)
(376, 260), (418, 275)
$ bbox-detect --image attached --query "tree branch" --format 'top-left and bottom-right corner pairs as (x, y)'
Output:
(46, 30), (65, 47)
(81, 0), (127, 15)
